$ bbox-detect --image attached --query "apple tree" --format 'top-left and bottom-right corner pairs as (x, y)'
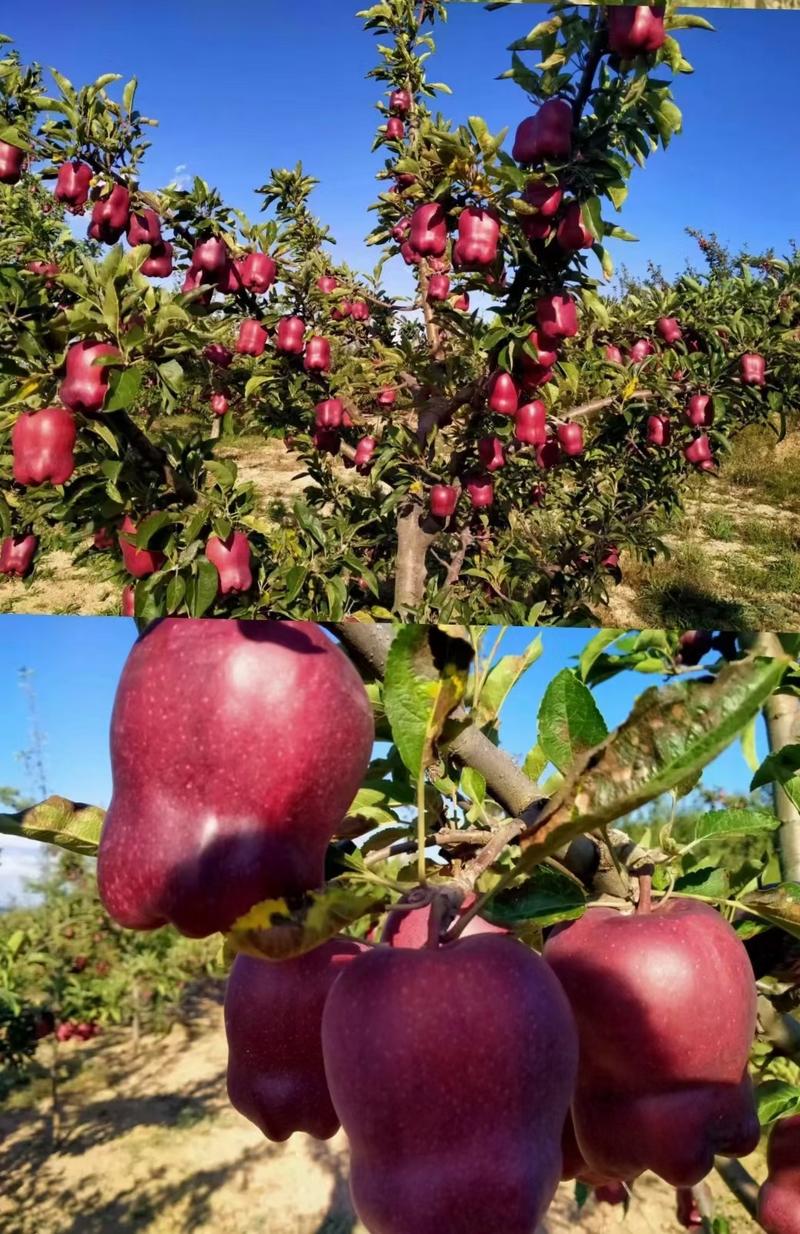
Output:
(3, 618), (800, 1227)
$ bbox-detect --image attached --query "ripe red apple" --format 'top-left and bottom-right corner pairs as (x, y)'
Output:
(478, 436), (506, 471)
(88, 184), (131, 243)
(409, 203), (449, 258)
(211, 393), (229, 417)
(226, 939), (366, 1142)
(544, 898), (759, 1187)
(205, 531), (253, 595)
(607, 5), (667, 58)
(758, 1115), (800, 1234)
(190, 236), (229, 280)
(385, 117), (405, 141)
(0, 534), (38, 577)
(55, 1021), (75, 1043)
(519, 357), (555, 390)
(537, 437), (561, 470)
(522, 215), (552, 242)
(740, 353), (766, 386)
(657, 316), (682, 345)
(0, 141), (25, 184)
(331, 301), (352, 322)
(379, 894), (506, 948)
(317, 275), (338, 294)
(54, 160), (92, 210)
(350, 300), (370, 322)
(512, 98), (573, 164)
(355, 436), (376, 469)
(605, 344), (623, 364)
(140, 242), (173, 278)
(25, 260), (60, 279)
(127, 209), (162, 246)
(391, 218), (411, 243)
(235, 252), (277, 294)
(59, 340), (121, 414)
(204, 343), (233, 368)
(684, 435), (713, 467)
(453, 291), (470, 312)
(557, 422), (584, 456)
(121, 585), (135, 616)
(525, 328), (559, 369)
(276, 316), (306, 354)
(315, 398), (344, 429)
(523, 179), (563, 216)
(93, 526), (115, 550)
(304, 337), (332, 373)
(646, 413), (670, 446)
(628, 338), (655, 363)
(556, 202), (593, 251)
(181, 268), (211, 300)
(119, 514), (165, 578)
(536, 292), (578, 342)
(430, 484), (458, 519)
(466, 474), (494, 509)
(389, 88), (412, 115)
(313, 427), (340, 455)
(377, 387), (396, 407)
(12, 407), (76, 486)
(321, 935), (579, 1234)
(96, 620), (375, 936)
(515, 400), (547, 446)
(487, 370), (519, 416)
(235, 319), (268, 357)
(453, 206), (500, 270)
(685, 394), (713, 428)
(427, 273), (451, 302)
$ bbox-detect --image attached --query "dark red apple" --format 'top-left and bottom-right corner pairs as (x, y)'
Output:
(203, 344), (234, 368)
(487, 370), (519, 415)
(235, 319), (268, 357)
(657, 316), (682, 345)
(59, 340), (121, 414)
(466, 474), (494, 509)
(386, 117), (405, 141)
(96, 620), (375, 937)
(304, 337), (332, 373)
(276, 316), (306, 354)
(536, 292), (578, 343)
(512, 98), (573, 164)
(88, 184), (131, 243)
(389, 89), (412, 115)
(685, 394), (713, 428)
(684, 435), (713, 467)
(235, 252), (276, 293)
(646, 413), (670, 446)
(0, 141), (25, 184)
(758, 1114), (800, 1234)
(430, 484), (458, 519)
(205, 531), (253, 595)
(12, 407), (76, 486)
(523, 179), (563, 216)
(453, 207), (500, 270)
(127, 209), (162, 246)
(54, 160), (92, 210)
(515, 400), (547, 446)
(315, 398), (344, 429)
(556, 202), (593, 251)
(740, 353), (766, 386)
(409, 203), (449, 258)
(141, 242), (173, 277)
(427, 274), (451, 302)
(478, 436), (506, 471)
(607, 6), (667, 58)
(118, 514), (165, 578)
(0, 534), (38, 577)
(557, 422), (584, 456)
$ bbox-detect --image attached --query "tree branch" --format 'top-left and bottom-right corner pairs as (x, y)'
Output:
(714, 1159), (760, 1220)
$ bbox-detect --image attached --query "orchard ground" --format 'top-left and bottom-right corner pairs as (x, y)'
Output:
(1, 418), (798, 628)
(0, 985), (764, 1234)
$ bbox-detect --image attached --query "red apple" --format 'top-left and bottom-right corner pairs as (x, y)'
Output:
(515, 400), (548, 446)
(235, 252), (277, 294)
(118, 514), (165, 578)
(513, 98), (573, 164)
(59, 340), (121, 414)
(536, 292), (578, 342)
(203, 343), (234, 368)
(466, 474), (494, 509)
(628, 339), (655, 363)
(557, 422), (584, 456)
(0, 534), (38, 577)
(54, 160), (92, 210)
(646, 413), (670, 446)
(478, 436), (506, 472)
(389, 89), (412, 115)
(684, 394), (713, 428)
(740, 353), (766, 386)
(304, 336), (332, 373)
(235, 319), (268, 357)
(657, 316), (682, 345)
(141, 242), (173, 278)
(12, 407), (76, 486)
(607, 5), (667, 58)
(377, 388), (396, 407)
(605, 344), (623, 364)
(409, 203), (449, 258)
(315, 398), (344, 429)
(556, 202), (593, 251)
(427, 274), (451, 302)
(275, 316), (305, 354)
(684, 435), (713, 467)
(758, 1114), (800, 1234)
(127, 209), (162, 246)
(523, 180), (563, 217)
(317, 275), (338, 294)
(453, 207), (500, 270)
(430, 484), (458, 519)
(487, 370), (519, 416)
(211, 394), (229, 417)
(121, 585), (135, 617)
(385, 117), (405, 141)
(205, 531), (253, 595)
(0, 141), (25, 184)
(88, 184), (131, 243)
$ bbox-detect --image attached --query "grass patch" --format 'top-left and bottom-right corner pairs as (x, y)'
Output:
(702, 511), (737, 542)
(723, 424), (800, 509)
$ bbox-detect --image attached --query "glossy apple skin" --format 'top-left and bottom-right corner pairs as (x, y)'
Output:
(304, 337), (331, 373)
(385, 117), (405, 141)
(97, 620), (374, 937)
(205, 531), (252, 595)
(536, 292), (578, 343)
(119, 515), (165, 579)
(605, 344), (623, 364)
(225, 938), (365, 1142)
(557, 422), (584, 456)
(544, 899), (759, 1187)
(453, 207), (500, 271)
(0, 141), (25, 183)
(427, 274), (451, 302)
(430, 484), (458, 519)
(466, 475), (494, 509)
(236, 252), (276, 294)
(59, 340), (121, 414)
(409, 203), (449, 258)
(12, 407), (76, 486)
(685, 394), (713, 428)
(0, 534), (38, 576)
(488, 371), (519, 416)
(380, 895), (506, 947)
(479, 436), (506, 472)
(322, 935), (578, 1234)
(657, 316), (683, 345)
(741, 353), (766, 386)
(121, 585), (135, 617)
(629, 339), (655, 363)
(389, 89), (412, 115)
(275, 317), (305, 354)
(315, 399), (344, 429)
(88, 184), (131, 243)
(607, 6), (666, 58)
(512, 99), (573, 164)
(556, 202), (593, 251)
(684, 435), (713, 466)
(317, 275), (338, 294)
(355, 437), (376, 469)
(647, 413), (671, 446)
(127, 209), (162, 246)
(758, 1114), (800, 1234)
(515, 401), (547, 446)
(140, 242), (173, 278)
(523, 180), (563, 217)
(54, 160), (92, 209)
(235, 319), (268, 357)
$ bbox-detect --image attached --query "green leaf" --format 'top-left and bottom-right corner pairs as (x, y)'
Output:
(0, 796), (105, 857)
(579, 629), (625, 681)
(522, 743), (548, 783)
(474, 637), (542, 728)
(674, 866), (729, 899)
(384, 627), (472, 780)
(105, 365), (142, 412)
(756, 1079), (800, 1126)
(684, 808), (781, 849)
(753, 746), (800, 791)
(741, 883), (800, 940)
(191, 558), (219, 617)
(225, 874), (386, 961)
(482, 864), (586, 929)
(460, 765), (486, 806)
(538, 669), (608, 773)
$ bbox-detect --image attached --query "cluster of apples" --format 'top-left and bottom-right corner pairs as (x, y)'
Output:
(89, 618), (773, 1234)
(55, 1019), (101, 1043)
(604, 317), (769, 472)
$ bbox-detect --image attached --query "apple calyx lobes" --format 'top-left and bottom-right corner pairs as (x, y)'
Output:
(758, 1114), (800, 1234)
(607, 6), (667, 60)
(453, 206), (500, 270)
(55, 160), (93, 209)
(59, 340), (121, 414)
(12, 407), (77, 486)
(97, 620), (375, 937)
(0, 534), (38, 576)
(321, 935), (578, 1234)
(226, 939), (366, 1143)
(205, 531), (252, 595)
(544, 898), (759, 1187)
(513, 98), (573, 165)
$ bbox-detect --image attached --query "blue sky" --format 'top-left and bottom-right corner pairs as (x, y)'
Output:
(0, 617), (766, 903)
(6, 4), (799, 299)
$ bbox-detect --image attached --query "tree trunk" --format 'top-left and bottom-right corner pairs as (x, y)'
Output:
(394, 506), (435, 616)
(755, 632), (800, 881)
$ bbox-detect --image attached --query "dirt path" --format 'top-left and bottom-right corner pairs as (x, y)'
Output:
(0, 996), (762, 1234)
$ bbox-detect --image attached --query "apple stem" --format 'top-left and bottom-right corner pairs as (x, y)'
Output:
(635, 871), (653, 914)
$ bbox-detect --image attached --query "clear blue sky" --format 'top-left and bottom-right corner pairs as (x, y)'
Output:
(0, 617), (766, 903)
(6, 4), (799, 298)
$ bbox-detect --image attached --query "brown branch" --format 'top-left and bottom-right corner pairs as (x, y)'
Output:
(758, 993), (800, 1061)
(572, 24), (607, 125)
(364, 826), (507, 868)
(444, 528), (473, 589)
(115, 411), (196, 501)
(714, 1159), (760, 1221)
(449, 819), (525, 897)
(394, 504), (437, 614)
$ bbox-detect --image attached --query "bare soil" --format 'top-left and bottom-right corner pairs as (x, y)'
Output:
(0, 995), (762, 1234)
